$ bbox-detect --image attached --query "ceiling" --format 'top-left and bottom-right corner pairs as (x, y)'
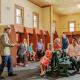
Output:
(28, 0), (80, 15)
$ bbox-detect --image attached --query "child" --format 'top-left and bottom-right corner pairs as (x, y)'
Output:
(28, 43), (36, 61)
(40, 43), (53, 76)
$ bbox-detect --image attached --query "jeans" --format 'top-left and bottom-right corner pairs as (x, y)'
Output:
(70, 57), (79, 71)
(0, 55), (13, 75)
(37, 50), (44, 59)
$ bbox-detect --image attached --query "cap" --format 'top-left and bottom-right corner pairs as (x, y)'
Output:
(4, 25), (11, 30)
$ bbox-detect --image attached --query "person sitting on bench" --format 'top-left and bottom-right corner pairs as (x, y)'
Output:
(39, 43), (53, 76)
(67, 38), (79, 73)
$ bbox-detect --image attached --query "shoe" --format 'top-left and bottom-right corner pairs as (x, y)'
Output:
(24, 64), (28, 67)
(40, 71), (46, 76)
(0, 76), (5, 79)
(8, 73), (17, 77)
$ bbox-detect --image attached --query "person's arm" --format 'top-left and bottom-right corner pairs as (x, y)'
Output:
(66, 45), (69, 56)
(1, 34), (14, 47)
(42, 43), (44, 51)
(67, 38), (69, 45)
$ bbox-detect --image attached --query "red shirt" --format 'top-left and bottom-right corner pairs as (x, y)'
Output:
(54, 43), (61, 51)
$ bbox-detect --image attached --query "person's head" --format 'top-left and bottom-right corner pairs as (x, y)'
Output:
(54, 38), (60, 44)
(30, 43), (33, 46)
(23, 38), (27, 43)
(40, 39), (42, 43)
(4, 25), (11, 34)
(47, 43), (52, 50)
(62, 32), (66, 38)
(72, 38), (78, 46)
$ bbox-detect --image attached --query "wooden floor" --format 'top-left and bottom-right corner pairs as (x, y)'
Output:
(1, 62), (80, 80)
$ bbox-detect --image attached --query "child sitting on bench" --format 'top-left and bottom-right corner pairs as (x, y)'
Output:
(28, 43), (36, 61)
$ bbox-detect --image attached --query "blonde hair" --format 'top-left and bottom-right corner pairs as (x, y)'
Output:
(54, 38), (60, 43)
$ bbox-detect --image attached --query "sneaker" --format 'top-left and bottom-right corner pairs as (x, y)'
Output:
(8, 73), (17, 77)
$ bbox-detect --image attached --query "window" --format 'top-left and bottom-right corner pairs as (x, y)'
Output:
(15, 5), (24, 24)
(69, 22), (75, 32)
(33, 12), (39, 28)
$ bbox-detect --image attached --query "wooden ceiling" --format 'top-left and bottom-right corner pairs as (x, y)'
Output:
(28, 0), (80, 15)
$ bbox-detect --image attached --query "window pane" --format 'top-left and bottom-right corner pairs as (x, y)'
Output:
(69, 22), (75, 32)
(34, 21), (37, 28)
(16, 17), (22, 24)
(33, 13), (39, 28)
(70, 23), (74, 27)
(70, 27), (74, 32)
(16, 9), (21, 16)
(34, 15), (37, 20)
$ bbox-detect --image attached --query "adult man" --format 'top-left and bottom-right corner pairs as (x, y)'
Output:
(62, 32), (69, 57)
(37, 39), (44, 59)
(0, 25), (17, 78)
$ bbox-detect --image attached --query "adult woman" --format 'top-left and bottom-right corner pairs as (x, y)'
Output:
(40, 43), (53, 76)
(17, 38), (28, 66)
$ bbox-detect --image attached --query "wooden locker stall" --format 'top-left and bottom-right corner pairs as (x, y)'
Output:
(44, 31), (50, 50)
(34, 29), (42, 51)
(9, 26), (17, 67)
(72, 31), (80, 39)
(10, 24), (25, 43)
(34, 29), (43, 41)
(24, 27), (37, 51)
(10, 24), (25, 66)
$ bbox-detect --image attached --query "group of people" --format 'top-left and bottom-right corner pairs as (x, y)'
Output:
(17, 39), (35, 67)
(39, 33), (80, 76)
(17, 38), (44, 67)
(0, 25), (80, 78)
(0, 25), (45, 78)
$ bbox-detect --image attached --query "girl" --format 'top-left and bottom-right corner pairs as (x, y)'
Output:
(28, 43), (36, 61)
(40, 43), (53, 76)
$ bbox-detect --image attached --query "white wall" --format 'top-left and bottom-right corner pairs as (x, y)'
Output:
(1, 0), (42, 29)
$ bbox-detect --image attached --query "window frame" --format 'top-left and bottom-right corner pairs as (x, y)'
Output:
(15, 4), (24, 25)
(68, 21), (75, 32)
(33, 12), (39, 29)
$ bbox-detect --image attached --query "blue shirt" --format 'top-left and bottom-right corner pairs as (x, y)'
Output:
(62, 38), (68, 49)
(37, 42), (44, 50)
(28, 45), (33, 54)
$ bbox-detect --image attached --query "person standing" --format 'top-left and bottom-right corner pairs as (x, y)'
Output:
(62, 33), (69, 56)
(0, 25), (17, 78)
(37, 39), (44, 60)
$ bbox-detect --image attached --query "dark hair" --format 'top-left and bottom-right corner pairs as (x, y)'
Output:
(4, 28), (10, 31)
